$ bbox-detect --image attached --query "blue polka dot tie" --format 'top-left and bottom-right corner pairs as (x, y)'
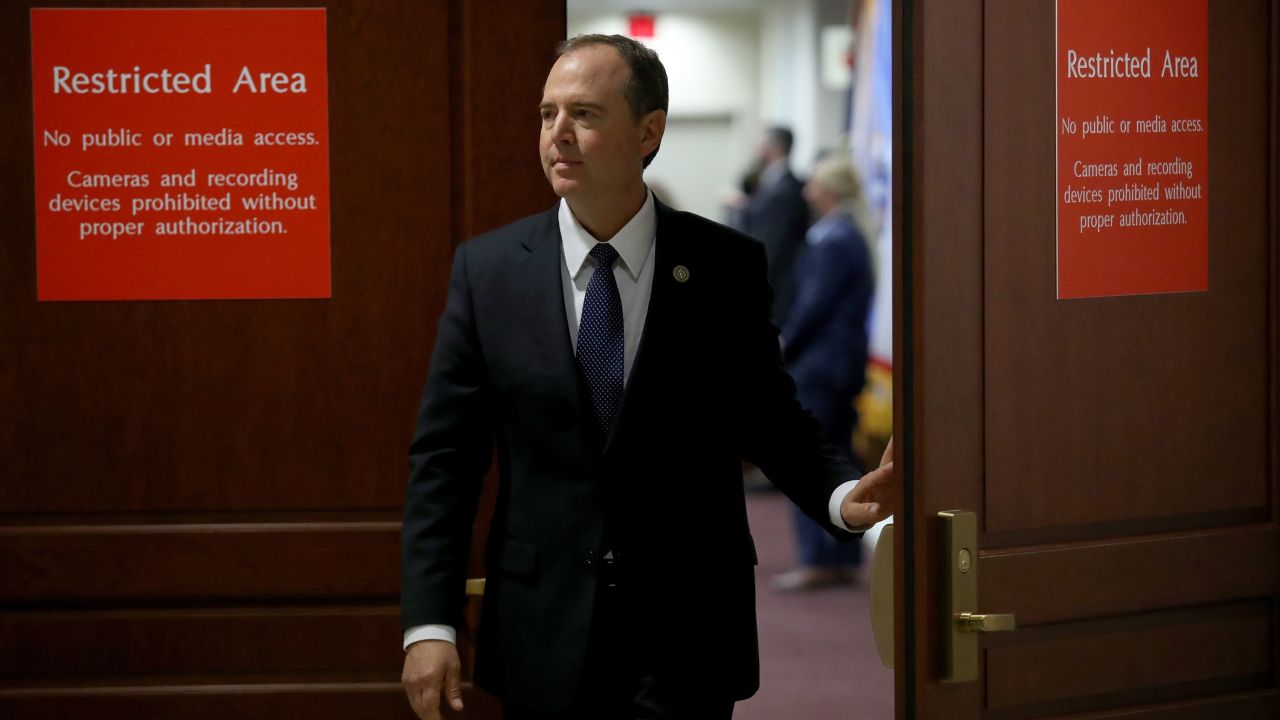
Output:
(577, 243), (624, 439)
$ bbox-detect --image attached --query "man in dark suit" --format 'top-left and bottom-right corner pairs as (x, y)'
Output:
(401, 34), (895, 720)
(729, 126), (810, 325)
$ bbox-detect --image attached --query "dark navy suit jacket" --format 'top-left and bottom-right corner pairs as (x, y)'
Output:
(401, 199), (858, 712)
(735, 170), (809, 324)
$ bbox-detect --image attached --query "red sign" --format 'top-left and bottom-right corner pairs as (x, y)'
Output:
(30, 9), (330, 301)
(1056, 0), (1207, 299)
(629, 14), (656, 39)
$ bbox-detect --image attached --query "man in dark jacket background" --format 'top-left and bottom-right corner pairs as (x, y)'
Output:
(729, 126), (810, 325)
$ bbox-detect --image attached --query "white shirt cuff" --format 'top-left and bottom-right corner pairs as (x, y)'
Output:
(403, 624), (457, 650)
(829, 478), (871, 532)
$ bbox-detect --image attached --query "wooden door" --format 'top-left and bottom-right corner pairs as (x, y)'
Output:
(895, 0), (1280, 717)
(0, 1), (560, 718)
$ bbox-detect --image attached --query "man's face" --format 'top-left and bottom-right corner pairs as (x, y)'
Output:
(539, 45), (661, 202)
(756, 136), (774, 163)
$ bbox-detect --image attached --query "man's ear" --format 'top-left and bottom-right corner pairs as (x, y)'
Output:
(638, 109), (666, 157)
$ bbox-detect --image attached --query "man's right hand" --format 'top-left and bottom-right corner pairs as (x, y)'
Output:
(402, 640), (463, 720)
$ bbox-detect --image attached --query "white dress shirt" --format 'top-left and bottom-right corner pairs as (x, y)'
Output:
(559, 191), (657, 383)
(404, 191), (861, 650)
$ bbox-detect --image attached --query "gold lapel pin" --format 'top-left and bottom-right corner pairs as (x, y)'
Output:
(673, 265), (690, 283)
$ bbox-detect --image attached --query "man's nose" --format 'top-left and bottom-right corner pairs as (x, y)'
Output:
(549, 112), (575, 144)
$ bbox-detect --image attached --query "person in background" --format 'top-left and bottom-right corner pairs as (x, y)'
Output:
(771, 155), (877, 592)
(727, 126), (810, 324)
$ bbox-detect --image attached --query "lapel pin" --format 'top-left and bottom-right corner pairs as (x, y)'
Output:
(673, 265), (690, 283)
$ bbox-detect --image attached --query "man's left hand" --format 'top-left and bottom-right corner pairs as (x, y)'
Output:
(840, 437), (896, 529)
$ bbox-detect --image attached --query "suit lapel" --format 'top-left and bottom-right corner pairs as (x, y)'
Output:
(520, 208), (604, 455)
(604, 200), (691, 457)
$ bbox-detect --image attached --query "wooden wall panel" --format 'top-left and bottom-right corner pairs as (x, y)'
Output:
(0, 0), (564, 717)
(2, 0), (452, 515)
(0, 522), (401, 602)
(1, 606), (402, 679)
(0, 683), (503, 720)
(0, 684), (416, 720)
(1062, 693), (1280, 720)
(452, 0), (565, 239)
(982, 526), (1280, 626)
(984, 601), (1272, 718)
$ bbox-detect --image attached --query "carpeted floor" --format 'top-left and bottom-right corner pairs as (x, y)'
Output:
(735, 492), (894, 720)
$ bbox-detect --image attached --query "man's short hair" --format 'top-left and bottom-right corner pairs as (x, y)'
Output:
(766, 126), (794, 157)
(557, 34), (669, 168)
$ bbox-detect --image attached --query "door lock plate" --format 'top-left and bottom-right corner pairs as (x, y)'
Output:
(939, 510), (1016, 683)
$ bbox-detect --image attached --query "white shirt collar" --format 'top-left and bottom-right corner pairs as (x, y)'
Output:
(559, 190), (656, 282)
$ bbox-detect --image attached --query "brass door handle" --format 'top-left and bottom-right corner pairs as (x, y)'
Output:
(957, 612), (1016, 633)
(940, 510), (1017, 683)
